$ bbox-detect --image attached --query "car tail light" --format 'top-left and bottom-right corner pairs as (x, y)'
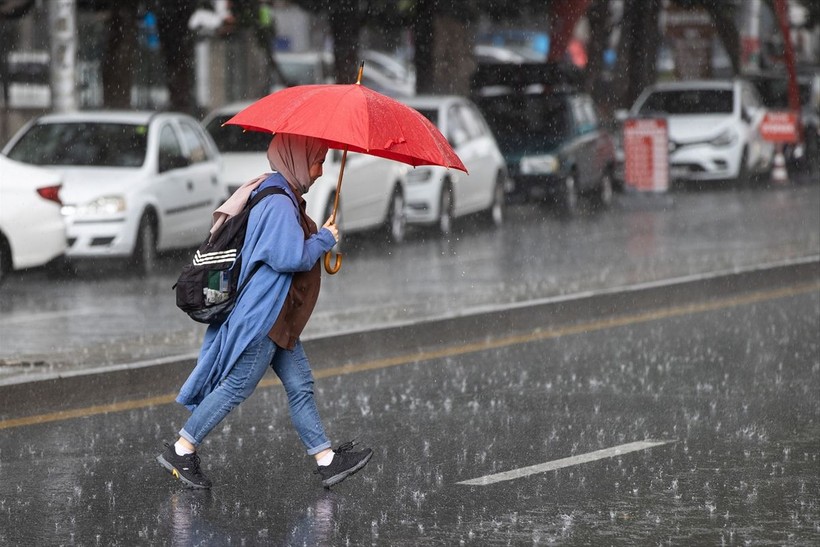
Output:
(37, 185), (62, 205)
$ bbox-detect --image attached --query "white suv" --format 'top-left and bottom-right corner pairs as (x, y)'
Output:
(628, 79), (774, 184)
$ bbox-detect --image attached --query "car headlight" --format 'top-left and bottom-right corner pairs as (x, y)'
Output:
(709, 129), (737, 147)
(406, 167), (435, 184)
(520, 154), (559, 175)
(69, 196), (127, 217)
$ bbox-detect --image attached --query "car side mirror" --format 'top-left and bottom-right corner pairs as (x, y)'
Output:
(614, 109), (629, 122)
(741, 107), (753, 124)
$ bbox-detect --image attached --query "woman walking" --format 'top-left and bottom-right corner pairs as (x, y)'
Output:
(157, 133), (372, 489)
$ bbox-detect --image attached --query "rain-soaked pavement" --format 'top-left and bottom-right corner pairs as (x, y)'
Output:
(0, 178), (819, 545)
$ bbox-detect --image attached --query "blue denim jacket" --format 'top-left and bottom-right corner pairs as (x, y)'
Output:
(177, 173), (336, 411)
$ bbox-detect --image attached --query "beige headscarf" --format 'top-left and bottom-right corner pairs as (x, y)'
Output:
(209, 134), (328, 237)
(267, 133), (329, 195)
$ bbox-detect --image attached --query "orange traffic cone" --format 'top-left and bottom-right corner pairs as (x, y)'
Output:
(770, 144), (789, 185)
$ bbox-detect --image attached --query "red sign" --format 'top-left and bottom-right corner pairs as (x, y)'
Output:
(759, 111), (799, 143)
(623, 118), (669, 192)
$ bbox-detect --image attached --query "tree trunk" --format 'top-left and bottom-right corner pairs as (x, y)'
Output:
(413, 0), (435, 95)
(431, 14), (473, 95)
(329, 0), (360, 84)
(585, 0), (610, 111)
(155, 1), (196, 113)
(614, 0), (661, 109)
(102, 4), (136, 109)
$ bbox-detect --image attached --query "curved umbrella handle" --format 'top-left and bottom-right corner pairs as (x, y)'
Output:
(323, 251), (342, 274)
(323, 146), (348, 275)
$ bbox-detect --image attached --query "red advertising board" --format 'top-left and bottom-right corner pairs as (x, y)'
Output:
(623, 118), (669, 192)
(759, 111), (799, 143)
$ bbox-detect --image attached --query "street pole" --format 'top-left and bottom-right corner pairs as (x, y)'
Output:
(48, 0), (77, 113)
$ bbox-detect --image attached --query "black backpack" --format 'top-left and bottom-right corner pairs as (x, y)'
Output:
(174, 187), (289, 324)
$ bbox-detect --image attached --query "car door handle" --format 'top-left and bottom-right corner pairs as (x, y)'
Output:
(186, 180), (194, 191)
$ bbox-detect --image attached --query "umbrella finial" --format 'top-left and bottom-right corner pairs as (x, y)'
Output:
(356, 61), (364, 85)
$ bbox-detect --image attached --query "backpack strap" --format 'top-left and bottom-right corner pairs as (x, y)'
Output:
(237, 186), (297, 294)
(248, 186), (288, 209)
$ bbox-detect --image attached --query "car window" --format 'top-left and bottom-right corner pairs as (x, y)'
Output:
(638, 89), (734, 115)
(741, 83), (762, 110)
(477, 93), (572, 147)
(446, 106), (469, 146)
(158, 124), (185, 170)
(205, 114), (272, 153)
(178, 120), (210, 163)
(413, 108), (439, 128)
(456, 105), (484, 139)
(6, 122), (148, 167)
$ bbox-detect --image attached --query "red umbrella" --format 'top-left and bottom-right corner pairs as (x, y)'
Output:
(224, 64), (466, 273)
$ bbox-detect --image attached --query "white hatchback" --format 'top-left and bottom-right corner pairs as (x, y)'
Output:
(2, 111), (224, 273)
(0, 155), (67, 283)
(203, 103), (409, 243)
(628, 79), (774, 184)
(399, 95), (509, 234)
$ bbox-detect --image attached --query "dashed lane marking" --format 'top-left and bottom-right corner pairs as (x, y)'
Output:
(456, 440), (676, 486)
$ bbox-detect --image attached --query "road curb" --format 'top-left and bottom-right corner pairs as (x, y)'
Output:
(1, 258), (817, 420)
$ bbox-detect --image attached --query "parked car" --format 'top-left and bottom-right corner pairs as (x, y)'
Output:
(203, 101), (272, 196)
(203, 103), (409, 243)
(2, 111), (224, 273)
(0, 155), (67, 283)
(399, 95), (509, 233)
(622, 79), (774, 185)
(474, 85), (616, 214)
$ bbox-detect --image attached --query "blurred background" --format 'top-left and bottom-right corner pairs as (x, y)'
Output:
(1, 0), (818, 142)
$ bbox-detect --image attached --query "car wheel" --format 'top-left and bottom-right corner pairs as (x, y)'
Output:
(0, 234), (10, 285)
(131, 211), (157, 275)
(385, 186), (406, 243)
(561, 172), (579, 216)
(438, 182), (454, 235)
(487, 173), (505, 227)
(733, 147), (749, 186)
(593, 169), (614, 210)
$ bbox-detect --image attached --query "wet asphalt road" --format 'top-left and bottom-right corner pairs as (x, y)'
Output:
(1, 178), (819, 385)
(0, 177), (819, 544)
(0, 261), (818, 545)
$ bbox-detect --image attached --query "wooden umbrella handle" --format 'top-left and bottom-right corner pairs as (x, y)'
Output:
(323, 251), (342, 274)
(323, 147), (348, 275)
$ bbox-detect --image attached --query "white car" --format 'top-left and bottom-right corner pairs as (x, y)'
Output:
(203, 103), (409, 242)
(2, 111), (224, 273)
(627, 79), (774, 184)
(0, 155), (67, 283)
(399, 95), (509, 233)
(203, 101), (272, 196)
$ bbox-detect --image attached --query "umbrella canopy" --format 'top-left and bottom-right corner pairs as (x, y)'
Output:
(224, 83), (467, 172)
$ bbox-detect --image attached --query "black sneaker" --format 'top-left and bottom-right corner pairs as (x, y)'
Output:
(156, 442), (212, 489)
(315, 440), (373, 488)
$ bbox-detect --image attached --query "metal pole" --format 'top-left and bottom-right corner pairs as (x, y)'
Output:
(48, 0), (77, 113)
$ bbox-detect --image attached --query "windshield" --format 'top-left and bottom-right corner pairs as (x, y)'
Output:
(638, 89), (734, 115)
(477, 93), (571, 151)
(6, 122), (148, 167)
(205, 115), (272, 153)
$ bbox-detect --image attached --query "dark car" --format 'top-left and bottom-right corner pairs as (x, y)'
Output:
(474, 85), (616, 214)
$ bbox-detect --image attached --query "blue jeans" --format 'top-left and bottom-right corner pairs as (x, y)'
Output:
(179, 336), (331, 456)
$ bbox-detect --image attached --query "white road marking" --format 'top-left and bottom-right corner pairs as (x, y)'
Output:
(457, 440), (676, 486)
